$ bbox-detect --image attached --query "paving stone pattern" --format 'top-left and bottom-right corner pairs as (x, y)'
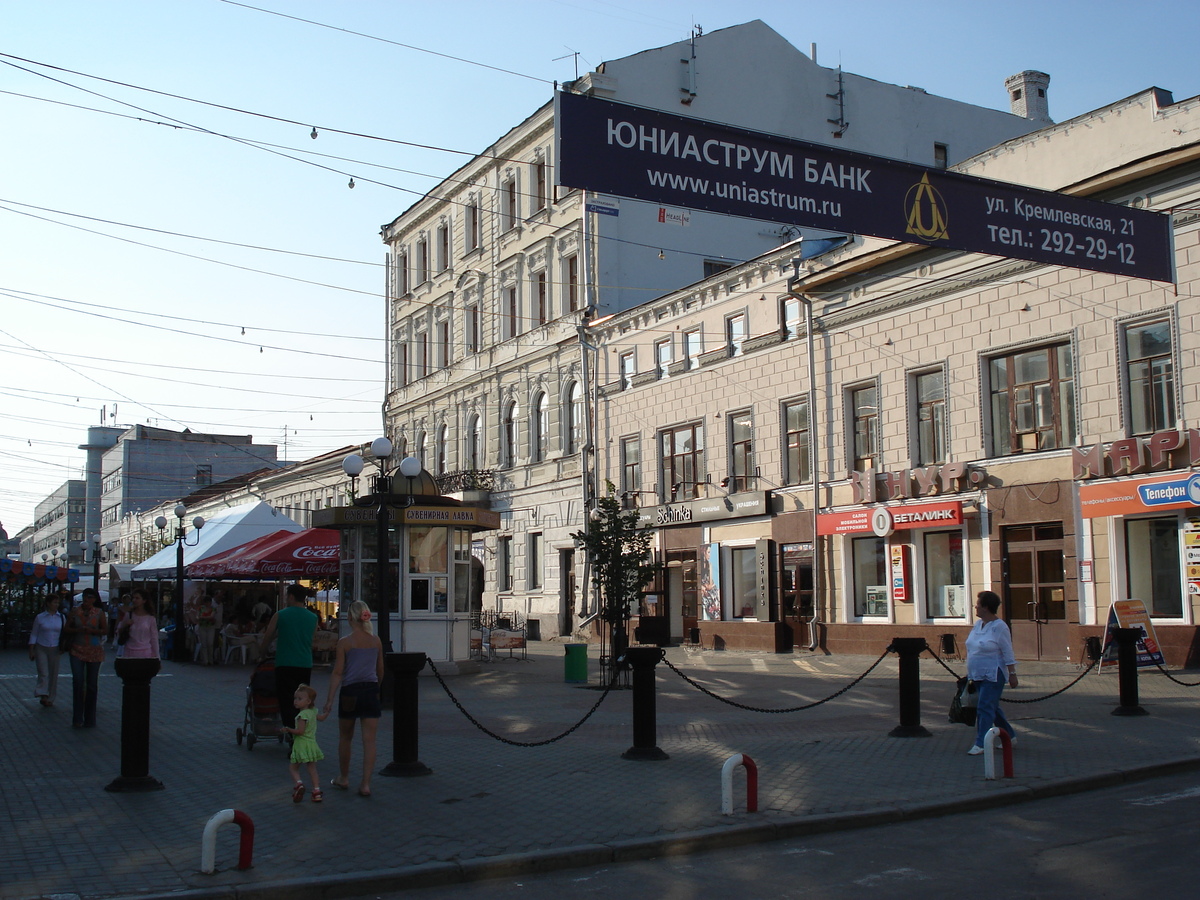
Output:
(3, 643), (1200, 900)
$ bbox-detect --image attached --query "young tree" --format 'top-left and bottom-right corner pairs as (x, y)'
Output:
(572, 482), (657, 665)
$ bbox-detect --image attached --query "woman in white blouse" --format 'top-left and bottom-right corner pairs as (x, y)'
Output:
(28, 592), (65, 707)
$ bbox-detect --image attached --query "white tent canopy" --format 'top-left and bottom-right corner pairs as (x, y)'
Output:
(130, 500), (301, 580)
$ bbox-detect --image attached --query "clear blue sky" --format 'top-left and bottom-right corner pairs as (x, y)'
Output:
(2, 0), (1197, 535)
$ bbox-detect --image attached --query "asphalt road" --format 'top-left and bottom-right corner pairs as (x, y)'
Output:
(361, 769), (1200, 900)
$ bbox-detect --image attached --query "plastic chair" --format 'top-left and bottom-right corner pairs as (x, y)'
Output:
(223, 626), (253, 664)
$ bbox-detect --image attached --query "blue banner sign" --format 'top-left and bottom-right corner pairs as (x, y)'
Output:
(556, 92), (1174, 283)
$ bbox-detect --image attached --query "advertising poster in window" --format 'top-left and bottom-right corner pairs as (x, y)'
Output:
(1186, 517), (1200, 600)
(1099, 598), (1166, 670)
(699, 542), (721, 620)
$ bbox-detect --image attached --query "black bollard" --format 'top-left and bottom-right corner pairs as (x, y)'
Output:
(621, 646), (668, 761)
(1111, 627), (1148, 716)
(889, 638), (932, 737)
(105, 658), (165, 792)
(381, 652), (432, 776)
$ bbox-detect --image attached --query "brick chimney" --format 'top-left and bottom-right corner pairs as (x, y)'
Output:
(1005, 70), (1052, 124)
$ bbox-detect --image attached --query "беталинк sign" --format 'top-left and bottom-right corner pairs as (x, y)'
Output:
(556, 92), (1174, 283)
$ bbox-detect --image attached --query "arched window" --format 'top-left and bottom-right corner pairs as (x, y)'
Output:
(502, 401), (518, 468)
(436, 424), (448, 475)
(566, 381), (583, 454)
(533, 391), (548, 462)
(466, 414), (481, 470)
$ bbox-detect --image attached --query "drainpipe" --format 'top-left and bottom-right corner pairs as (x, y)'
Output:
(788, 257), (821, 651)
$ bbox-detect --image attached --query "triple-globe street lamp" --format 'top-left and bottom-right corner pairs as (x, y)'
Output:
(155, 504), (204, 663)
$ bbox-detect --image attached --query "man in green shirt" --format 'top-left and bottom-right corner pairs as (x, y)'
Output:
(261, 583), (318, 729)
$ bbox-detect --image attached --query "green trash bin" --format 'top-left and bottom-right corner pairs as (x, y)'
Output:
(564, 643), (588, 683)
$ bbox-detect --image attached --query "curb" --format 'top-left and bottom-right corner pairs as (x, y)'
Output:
(89, 754), (1200, 900)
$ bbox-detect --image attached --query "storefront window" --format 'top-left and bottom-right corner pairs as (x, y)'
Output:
(729, 546), (757, 618)
(409, 526), (448, 574)
(924, 530), (965, 618)
(853, 536), (888, 617)
(1126, 516), (1182, 617)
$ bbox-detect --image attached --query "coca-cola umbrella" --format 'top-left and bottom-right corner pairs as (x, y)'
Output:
(188, 528), (340, 580)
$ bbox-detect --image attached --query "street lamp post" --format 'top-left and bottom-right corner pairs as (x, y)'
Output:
(79, 533), (118, 597)
(341, 437), (421, 654)
(155, 504), (204, 663)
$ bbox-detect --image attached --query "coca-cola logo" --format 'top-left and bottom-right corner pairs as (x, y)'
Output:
(293, 546), (338, 559)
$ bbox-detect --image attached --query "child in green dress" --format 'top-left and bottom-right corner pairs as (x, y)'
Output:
(284, 684), (325, 802)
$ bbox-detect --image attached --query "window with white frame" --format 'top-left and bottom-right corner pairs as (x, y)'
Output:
(436, 222), (450, 272)
(912, 367), (946, 466)
(849, 383), (878, 472)
(684, 328), (702, 369)
(988, 342), (1076, 456)
(395, 250), (409, 296)
(1126, 516), (1183, 617)
(1124, 318), (1175, 436)
(534, 271), (548, 326)
(533, 391), (549, 462)
(504, 285), (519, 340)
(416, 238), (429, 285)
(619, 351), (635, 389)
(781, 296), (802, 339)
(566, 255), (580, 312)
(464, 197), (481, 253)
(621, 435), (641, 501)
(783, 398), (810, 485)
(655, 338), (672, 379)
(728, 545), (758, 618)
(852, 536), (888, 617)
(568, 381), (584, 453)
(533, 159), (548, 212)
(726, 313), (747, 357)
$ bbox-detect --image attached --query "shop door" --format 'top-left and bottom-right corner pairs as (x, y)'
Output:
(1002, 523), (1068, 660)
(559, 549), (576, 637)
(781, 556), (813, 648)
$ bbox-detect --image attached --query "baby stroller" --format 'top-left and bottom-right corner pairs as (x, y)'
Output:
(235, 657), (286, 750)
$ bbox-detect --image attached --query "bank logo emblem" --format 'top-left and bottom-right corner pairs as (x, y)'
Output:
(904, 173), (949, 241)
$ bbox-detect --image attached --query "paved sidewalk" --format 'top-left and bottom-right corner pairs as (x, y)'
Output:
(4, 641), (1200, 900)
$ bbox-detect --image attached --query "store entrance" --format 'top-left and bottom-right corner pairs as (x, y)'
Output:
(781, 547), (813, 648)
(1002, 522), (1069, 660)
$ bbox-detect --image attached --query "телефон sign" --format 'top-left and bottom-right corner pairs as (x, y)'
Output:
(556, 92), (1174, 283)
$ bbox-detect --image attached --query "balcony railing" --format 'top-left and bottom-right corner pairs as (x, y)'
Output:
(435, 469), (496, 493)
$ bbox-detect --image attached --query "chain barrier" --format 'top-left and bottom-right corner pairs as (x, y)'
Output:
(661, 646), (894, 713)
(425, 657), (620, 747)
(922, 646), (1098, 703)
(1154, 663), (1200, 687)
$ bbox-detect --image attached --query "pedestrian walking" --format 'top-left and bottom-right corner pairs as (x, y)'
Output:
(64, 588), (108, 728)
(260, 584), (318, 730)
(322, 600), (384, 798)
(965, 590), (1018, 755)
(28, 593), (66, 707)
(116, 589), (160, 659)
(283, 684), (324, 803)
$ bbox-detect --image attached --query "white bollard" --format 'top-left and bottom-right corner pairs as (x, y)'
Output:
(720, 753), (758, 814)
(200, 808), (254, 874)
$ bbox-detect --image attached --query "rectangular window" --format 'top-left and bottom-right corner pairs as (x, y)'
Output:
(655, 338), (672, 379)
(934, 143), (948, 169)
(533, 160), (547, 211)
(395, 340), (408, 387)
(728, 410), (753, 491)
(621, 436), (641, 501)
(783, 399), (810, 485)
(416, 239), (429, 285)
(684, 328), (702, 369)
(466, 304), (480, 353)
(566, 255), (580, 312)
(464, 198), (480, 252)
(1125, 319), (1175, 436)
(726, 313), (747, 357)
(853, 536), (888, 618)
(437, 319), (451, 369)
(989, 343), (1075, 456)
(395, 251), (409, 296)
(528, 532), (543, 590)
(436, 223), (449, 272)
(924, 530), (965, 618)
(1126, 517), (1182, 617)
(417, 332), (429, 379)
(850, 384), (879, 471)
(913, 368), (946, 465)
(534, 272), (548, 326)
(704, 260), (733, 279)
(662, 422), (704, 500)
(729, 546), (758, 618)
(781, 297), (802, 339)
(619, 351), (635, 389)
(503, 178), (518, 231)
(195, 464), (212, 486)
(497, 536), (513, 592)
(505, 286), (519, 339)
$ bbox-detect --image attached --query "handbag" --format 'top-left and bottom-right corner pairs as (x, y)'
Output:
(948, 676), (978, 726)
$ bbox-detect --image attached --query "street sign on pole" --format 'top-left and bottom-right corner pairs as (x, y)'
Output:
(556, 91), (1174, 283)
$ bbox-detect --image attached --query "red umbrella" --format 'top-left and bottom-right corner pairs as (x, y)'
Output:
(188, 528), (340, 579)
